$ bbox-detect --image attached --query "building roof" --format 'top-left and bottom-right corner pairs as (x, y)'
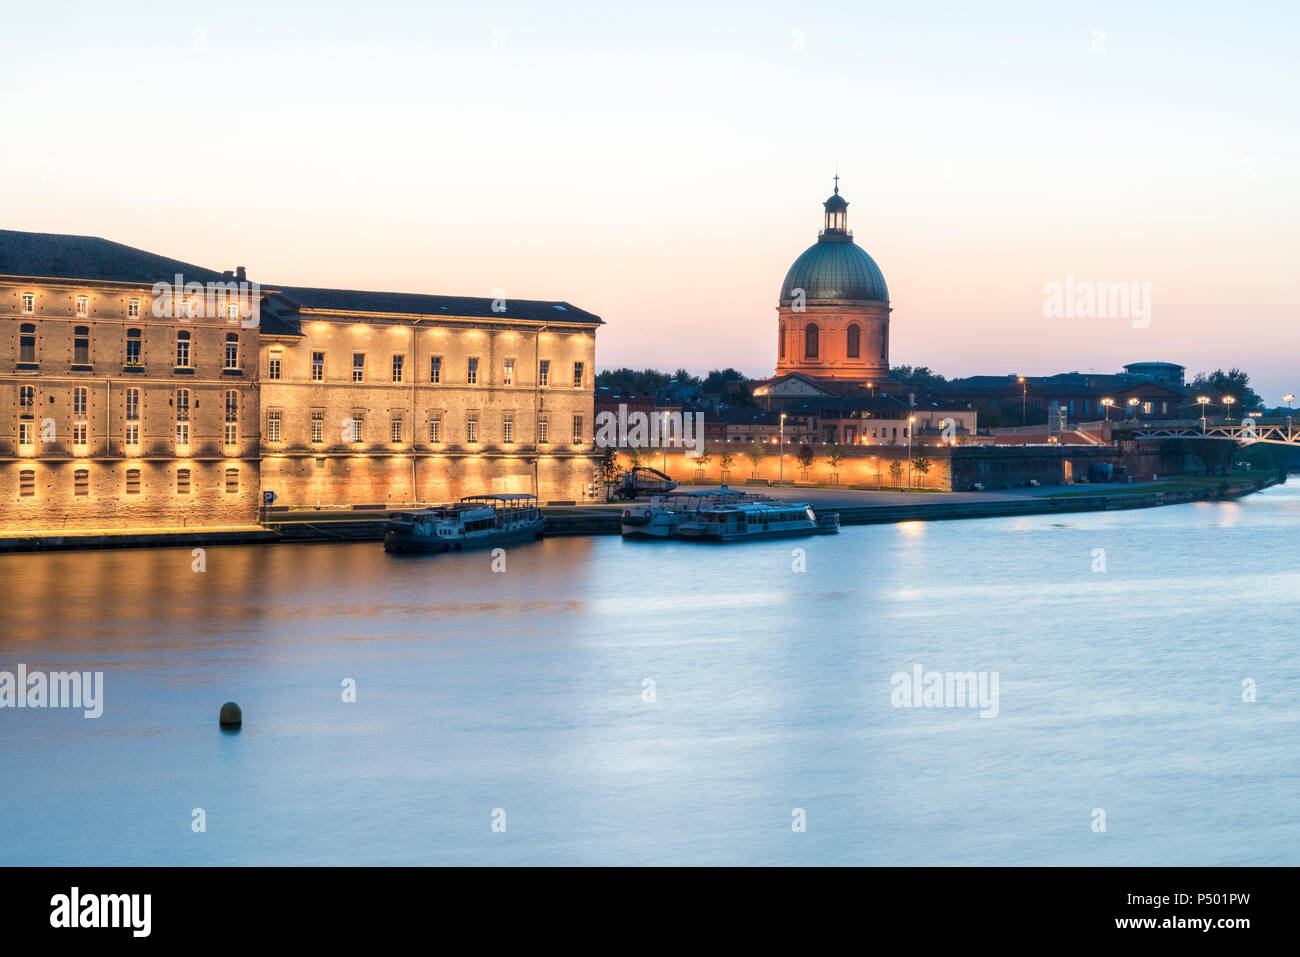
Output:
(781, 238), (888, 302)
(0, 229), (233, 286)
(266, 285), (602, 325)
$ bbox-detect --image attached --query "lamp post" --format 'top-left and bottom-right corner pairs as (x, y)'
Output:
(1197, 396), (1209, 432)
(779, 413), (785, 486)
(1223, 396), (1235, 422)
(907, 415), (915, 489)
(1285, 393), (1295, 437)
(1018, 376), (1027, 426)
(1101, 398), (1113, 421)
(1127, 397), (1139, 419)
(867, 382), (874, 398)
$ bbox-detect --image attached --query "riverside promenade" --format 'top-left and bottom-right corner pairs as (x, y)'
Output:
(0, 473), (1282, 552)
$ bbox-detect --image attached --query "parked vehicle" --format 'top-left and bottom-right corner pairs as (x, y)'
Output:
(610, 466), (678, 501)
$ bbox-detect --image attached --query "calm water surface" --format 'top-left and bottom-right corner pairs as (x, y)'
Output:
(3, 484), (1300, 865)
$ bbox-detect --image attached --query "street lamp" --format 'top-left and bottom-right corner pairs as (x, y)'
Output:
(867, 382), (874, 398)
(1127, 397), (1139, 418)
(1223, 396), (1236, 421)
(1285, 393), (1295, 435)
(1101, 398), (1114, 421)
(1197, 396), (1209, 432)
(1018, 376), (1027, 426)
(907, 415), (915, 489)
(779, 413), (786, 486)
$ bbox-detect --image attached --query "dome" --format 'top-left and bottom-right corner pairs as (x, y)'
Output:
(780, 239), (889, 302)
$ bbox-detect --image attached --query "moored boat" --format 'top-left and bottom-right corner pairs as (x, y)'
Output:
(383, 493), (544, 553)
(676, 500), (839, 542)
(620, 486), (766, 538)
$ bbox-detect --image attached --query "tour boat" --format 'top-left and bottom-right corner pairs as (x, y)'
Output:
(620, 487), (766, 538)
(676, 500), (839, 542)
(383, 494), (545, 553)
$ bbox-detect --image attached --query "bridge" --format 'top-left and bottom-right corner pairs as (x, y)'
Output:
(1111, 418), (1300, 447)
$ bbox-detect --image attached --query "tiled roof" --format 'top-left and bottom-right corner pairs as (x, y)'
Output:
(0, 229), (233, 285)
(267, 285), (602, 325)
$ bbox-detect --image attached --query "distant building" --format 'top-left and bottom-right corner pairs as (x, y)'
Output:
(1123, 361), (1185, 388)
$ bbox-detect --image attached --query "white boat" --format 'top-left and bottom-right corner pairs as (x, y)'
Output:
(620, 486), (765, 538)
(677, 500), (839, 542)
(384, 494), (544, 553)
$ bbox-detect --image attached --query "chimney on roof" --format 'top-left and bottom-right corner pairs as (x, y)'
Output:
(235, 266), (246, 282)
(222, 270), (234, 280)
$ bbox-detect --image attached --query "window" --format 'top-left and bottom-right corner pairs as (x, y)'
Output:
(466, 412), (479, 443)
(353, 353), (365, 382)
(268, 350), (281, 380)
(125, 388), (140, 421)
(76, 295), (89, 317)
(538, 359), (550, 387)
(128, 298), (140, 318)
(19, 423), (34, 447)
(125, 328), (142, 365)
(126, 469), (142, 495)
(74, 326), (90, 364)
(176, 468), (191, 495)
(21, 293), (34, 314)
(226, 302), (239, 322)
(225, 391), (239, 446)
(311, 410), (324, 443)
(175, 389), (190, 447)
(392, 355), (405, 383)
(466, 357), (479, 385)
(311, 351), (324, 381)
(503, 358), (514, 385)
(74, 469), (89, 496)
(73, 388), (88, 447)
(19, 469), (35, 496)
(572, 362), (584, 388)
(429, 356), (442, 383)
(19, 324), (36, 363)
(225, 468), (239, 494)
(348, 413), (364, 443)
(225, 333), (239, 370)
(391, 415), (403, 443)
(779, 322), (785, 359)
(573, 415), (584, 445)
(502, 413), (514, 444)
(846, 324), (860, 358)
(1142, 401), (1153, 415)
(805, 323), (819, 359)
(19, 385), (33, 408)
(429, 416), (442, 443)
(175, 330), (191, 368)
(267, 410), (282, 443)
(537, 418), (549, 444)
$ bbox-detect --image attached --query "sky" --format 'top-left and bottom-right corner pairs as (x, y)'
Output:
(2, 1), (1297, 398)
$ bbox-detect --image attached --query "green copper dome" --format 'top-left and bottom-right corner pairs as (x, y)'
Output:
(780, 184), (889, 302)
(780, 239), (889, 302)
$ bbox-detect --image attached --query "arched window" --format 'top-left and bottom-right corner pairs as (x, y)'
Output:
(779, 322), (786, 359)
(805, 323), (819, 360)
(846, 324), (860, 358)
(19, 323), (37, 363)
(880, 327), (888, 360)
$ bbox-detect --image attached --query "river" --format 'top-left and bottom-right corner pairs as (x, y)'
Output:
(3, 483), (1298, 865)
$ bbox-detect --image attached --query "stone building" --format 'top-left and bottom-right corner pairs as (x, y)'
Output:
(2, 229), (603, 533)
(0, 230), (261, 532)
(256, 286), (601, 507)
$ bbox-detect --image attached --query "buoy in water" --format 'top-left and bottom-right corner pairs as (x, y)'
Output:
(219, 701), (242, 729)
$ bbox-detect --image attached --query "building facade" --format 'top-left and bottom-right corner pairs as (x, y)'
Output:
(256, 286), (600, 507)
(2, 230), (602, 534)
(0, 231), (261, 532)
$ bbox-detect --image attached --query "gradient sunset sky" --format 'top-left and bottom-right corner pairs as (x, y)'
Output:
(3, 2), (1297, 398)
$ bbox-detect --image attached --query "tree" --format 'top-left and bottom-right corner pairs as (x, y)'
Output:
(890, 365), (950, 391)
(718, 452), (735, 477)
(598, 446), (620, 484)
(796, 444), (815, 470)
(745, 438), (766, 472)
(702, 368), (746, 393)
(1187, 368), (1263, 416)
(912, 450), (932, 488)
(888, 460), (904, 487)
(627, 446), (646, 468)
(825, 445), (846, 471)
